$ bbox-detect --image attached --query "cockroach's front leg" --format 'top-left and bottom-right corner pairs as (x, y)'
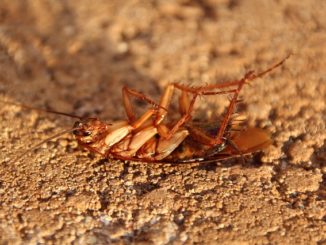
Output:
(153, 83), (198, 139)
(122, 86), (161, 123)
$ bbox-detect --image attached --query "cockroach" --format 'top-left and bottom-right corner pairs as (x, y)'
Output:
(3, 55), (290, 164)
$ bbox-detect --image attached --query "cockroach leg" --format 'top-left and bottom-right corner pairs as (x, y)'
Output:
(104, 109), (156, 147)
(173, 80), (242, 94)
(155, 130), (189, 160)
(130, 109), (156, 129)
(170, 57), (287, 149)
(154, 83), (238, 139)
(210, 55), (290, 146)
(212, 72), (250, 145)
(160, 94), (198, 139)
(179, 90), (190, 115)
(251, 53), (291, 80)
(122, 86), (161, 123)
(154, 84), (175, 125)
(163, 88), (239, 140)
(115, 125), (158, 157)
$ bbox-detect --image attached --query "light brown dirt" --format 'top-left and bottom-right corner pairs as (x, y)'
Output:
(0, 0), (325, 244)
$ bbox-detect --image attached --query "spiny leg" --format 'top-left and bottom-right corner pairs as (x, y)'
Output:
(161, 88), (241, 140)
(156, 55), (290, 140)
(122, 86), (161, 123)
(173, 54), (290, 94)
(178, 55), (290, 147)
(173, 80), (242, 94)
(212, 55), (290, 145)
(152, 55), (290, 160)
(154, 83), (237, 139)
(211, 72), (250, 145)
(154, 83), (193, 137)
(154, 82), (237, 125)
(251, 53), (290, 80)
(185, 123), (246, 162)
(156, 73), (252, 141)
(163, 93), (198, 139)
(167, 80), (244, 135)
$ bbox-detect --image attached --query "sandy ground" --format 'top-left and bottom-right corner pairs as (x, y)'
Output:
(0, 0), (325, 244)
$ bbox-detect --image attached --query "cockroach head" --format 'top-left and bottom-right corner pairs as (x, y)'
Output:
(73, 118), (108, 144)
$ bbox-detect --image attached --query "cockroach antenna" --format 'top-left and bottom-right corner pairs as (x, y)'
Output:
(0, 99), (83, 163)
(0, 99), (82, 119)
(9, 127), (80, 164)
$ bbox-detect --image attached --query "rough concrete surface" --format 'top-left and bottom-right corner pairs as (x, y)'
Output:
(0, 0), (325, 244)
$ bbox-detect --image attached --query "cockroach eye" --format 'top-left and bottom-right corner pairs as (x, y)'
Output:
(73, 121), (82, 128)
(73, 121), (84, 136)
(83, 131), (92, 136)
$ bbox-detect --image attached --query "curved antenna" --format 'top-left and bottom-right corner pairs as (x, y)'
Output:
(9, 127), (79, 164)
(0, 99), (82, 119)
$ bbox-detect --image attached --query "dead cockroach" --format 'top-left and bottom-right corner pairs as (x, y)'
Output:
(3, 55), (290, 164)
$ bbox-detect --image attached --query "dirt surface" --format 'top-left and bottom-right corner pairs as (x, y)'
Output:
(0, 0), (325, 244)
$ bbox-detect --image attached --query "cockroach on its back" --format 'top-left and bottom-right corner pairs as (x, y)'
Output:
(4, 55), (290, 164)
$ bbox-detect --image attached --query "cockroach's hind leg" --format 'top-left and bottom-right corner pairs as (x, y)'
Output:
(204, 55), (291, 156)
(212, 77), (247, 146)
(173, 79), (242, 93)
(0, 99), (82, 119)
(158, 83), (240, 140)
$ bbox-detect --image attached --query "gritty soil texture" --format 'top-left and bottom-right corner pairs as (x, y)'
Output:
(0, 0), (325, 244)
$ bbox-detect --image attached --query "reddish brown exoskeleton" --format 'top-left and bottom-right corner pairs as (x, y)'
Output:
(71, 56), (289, 163)
(4, 55), (289, 164)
